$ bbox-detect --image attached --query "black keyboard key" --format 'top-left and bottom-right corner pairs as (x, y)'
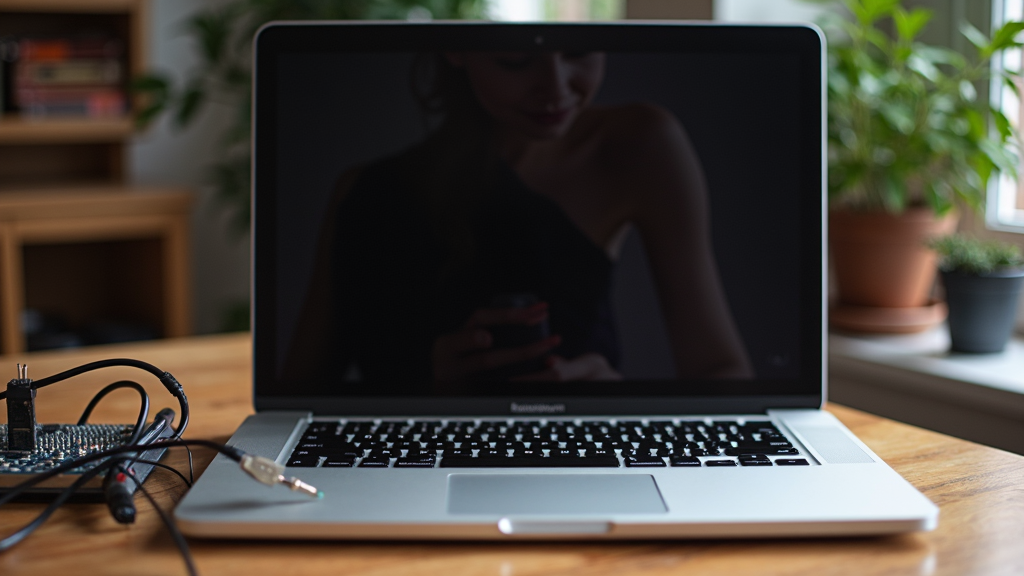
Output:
(669, 455), (701, 467)
(287, 456), (319, 467)
(739, 459), (773, 466)
(704, 459), (737, 467)
(732, 441), (793, 449)
(725, 447), (799, 456)
(440, 456), (619, 468)
(358, 456), (390, 468)
(323, 455), (356, 467)
(737, 453), (769, 461)
(395, 457), (436, 468)
(624, 456), (666, 467)
(775, 458), (809, 466)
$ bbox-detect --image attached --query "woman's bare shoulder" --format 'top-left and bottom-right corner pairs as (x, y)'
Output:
(581, 103), (694, 183)
(582, 102), (683, 145)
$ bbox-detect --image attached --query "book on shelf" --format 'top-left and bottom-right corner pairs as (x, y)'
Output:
(12, 37), (126, 119)
(0, 37), (16, 117)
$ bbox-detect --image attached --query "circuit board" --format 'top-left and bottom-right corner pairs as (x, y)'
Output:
(0, 423), (135, 490)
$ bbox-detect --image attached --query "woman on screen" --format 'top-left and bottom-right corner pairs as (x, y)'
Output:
(290, 51), (752, 387)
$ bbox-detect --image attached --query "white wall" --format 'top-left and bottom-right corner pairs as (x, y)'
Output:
(130, 0), (248, 334)
(714, 0), (827, 22)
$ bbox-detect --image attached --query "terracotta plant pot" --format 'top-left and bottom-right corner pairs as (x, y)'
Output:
(829, 208), (958, 333)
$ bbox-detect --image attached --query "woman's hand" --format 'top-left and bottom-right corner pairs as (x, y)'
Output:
(432, 303), (561, 382)
(514, 353), (622, 381)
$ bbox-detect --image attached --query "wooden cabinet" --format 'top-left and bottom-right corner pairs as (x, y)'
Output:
(0, 0), (192, 353)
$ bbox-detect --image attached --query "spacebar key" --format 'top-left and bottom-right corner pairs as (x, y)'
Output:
(440, 457), (620, 468)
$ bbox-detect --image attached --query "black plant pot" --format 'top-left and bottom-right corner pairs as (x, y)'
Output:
(941, 269), (1024, 353)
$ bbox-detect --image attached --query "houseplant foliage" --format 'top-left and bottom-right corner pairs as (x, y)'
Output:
(826, 0), (1024, 215)
(930, 234), (1024, 352)
(822, 0), (1024, 331)
(930, 233), (1024, 275)
(132, 0), (486, 234)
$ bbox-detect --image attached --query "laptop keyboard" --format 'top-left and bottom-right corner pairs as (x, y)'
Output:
(285, 419), (808, 468)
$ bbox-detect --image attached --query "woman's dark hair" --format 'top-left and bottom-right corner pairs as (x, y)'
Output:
(409, 53), (501, 276)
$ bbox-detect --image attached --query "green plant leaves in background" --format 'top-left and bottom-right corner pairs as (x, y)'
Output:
(930, 233), (1024, 274)
(825, 0), (1022, 216)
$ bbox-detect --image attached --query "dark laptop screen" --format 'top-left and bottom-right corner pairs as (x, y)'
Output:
(254, 23), (824, 410)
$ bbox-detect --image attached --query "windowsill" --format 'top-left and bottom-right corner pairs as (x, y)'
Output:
(830, 328), (1024, 395)
(829, 327), (1024, 454)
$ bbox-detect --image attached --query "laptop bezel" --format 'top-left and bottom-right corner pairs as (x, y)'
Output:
(251, 21), (826, 415)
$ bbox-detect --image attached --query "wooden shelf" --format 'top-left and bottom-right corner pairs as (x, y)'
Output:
(0, 186), (190, 220)
(0, 115), (135, 145)
(0, 1), (190, 353)
(0, 186), (193, 353)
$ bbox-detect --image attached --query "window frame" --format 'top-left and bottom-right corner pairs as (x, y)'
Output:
(987, 0), (1024, 232)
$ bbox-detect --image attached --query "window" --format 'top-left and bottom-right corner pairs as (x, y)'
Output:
(488, 0), (622, 21)
(989, 0), (1024, 231)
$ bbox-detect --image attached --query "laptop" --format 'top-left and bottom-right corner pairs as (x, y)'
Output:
(175, 21), (939, 539)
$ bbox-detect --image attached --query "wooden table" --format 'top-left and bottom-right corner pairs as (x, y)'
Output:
(2, 333), (1023, 576)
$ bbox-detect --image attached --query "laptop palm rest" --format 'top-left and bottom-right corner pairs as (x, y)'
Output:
(447, 474), (667, 515)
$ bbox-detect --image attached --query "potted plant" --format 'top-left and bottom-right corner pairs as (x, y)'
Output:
(823, 0), (1023, 333)
(931, 234), (1024, 353)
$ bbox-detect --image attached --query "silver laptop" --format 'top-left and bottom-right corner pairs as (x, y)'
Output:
(176, 21), (938, 539)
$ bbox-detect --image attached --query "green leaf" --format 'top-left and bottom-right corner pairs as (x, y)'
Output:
(987, 20), (1024, 54)
(893, 7), (931, 41)
(130, 73), (171, 129)
(1003, 72), (1020, 92)
(959, 79), (977, 102)
(879, 102), (915, 135)
(881, 174), (908, 213)
(924, 181), (954, 215)
(186, 10), (232, 64)
(991, 107), (1014, 140)
(964, 108), (986, 139)
(175, 86), (205, 127)
(134, 103), (164, 130)
(907, 54), (940, 82)
(130, 74), (170, 94)
(980, 139), (1019, 174)
(850, 0), (899, 26)
(961, 22), (989, 50)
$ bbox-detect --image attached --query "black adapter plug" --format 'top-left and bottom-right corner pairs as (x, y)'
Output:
(6, 364), (37, 453)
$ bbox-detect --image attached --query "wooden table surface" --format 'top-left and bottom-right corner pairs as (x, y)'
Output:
(1, 333), (1023, 576)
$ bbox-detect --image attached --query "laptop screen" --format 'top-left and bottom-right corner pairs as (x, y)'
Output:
(254, 23), (824, 413)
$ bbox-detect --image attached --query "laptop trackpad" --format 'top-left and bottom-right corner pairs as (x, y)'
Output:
(447, 474), (667, 515)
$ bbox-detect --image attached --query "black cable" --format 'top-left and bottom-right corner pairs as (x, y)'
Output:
(122, 466), (198, 576)
(0, 460), (113, 551)
(127, 457), (193, 488)
(0, 439), (245, 558)
(0, 359), (189, 438)
(77, 380), (150, 445)
(12, 358), (165, 389)
(0, 358), (313, 575)
(0, 439), (242, 508)
(185, 445), (195, 485)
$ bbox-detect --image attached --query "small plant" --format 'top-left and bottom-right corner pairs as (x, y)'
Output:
(929, 233), (1024, 274)
(822, 0), (1024, 214)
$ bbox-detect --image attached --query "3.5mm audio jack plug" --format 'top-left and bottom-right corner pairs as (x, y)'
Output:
(239, 454), (322, 498)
